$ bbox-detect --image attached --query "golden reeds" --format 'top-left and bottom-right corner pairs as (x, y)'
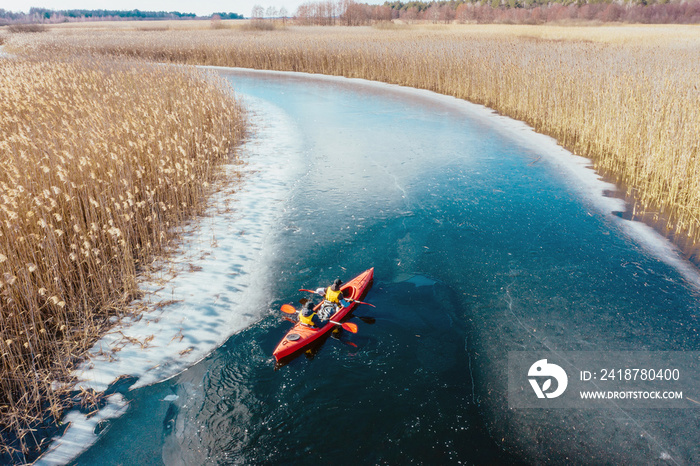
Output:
(9, 24), (698, 246)
(0, 55), (245, 460)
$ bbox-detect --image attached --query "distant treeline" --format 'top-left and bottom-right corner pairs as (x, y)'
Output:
(0, 8), (243, 24)
(385, 0), (696, 10)
(333, 0), (700, 24)
(212, 12), (247, 19)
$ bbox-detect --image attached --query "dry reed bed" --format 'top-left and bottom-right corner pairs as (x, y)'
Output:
(0, 55), (245, 460)
(11, 25), (699, 247)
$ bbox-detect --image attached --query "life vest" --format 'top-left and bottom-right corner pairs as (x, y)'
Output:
(299, 308), (316, 327)
(325, 286), (343, 304)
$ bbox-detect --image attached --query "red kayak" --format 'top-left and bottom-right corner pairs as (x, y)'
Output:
(273, 268), (374, 362)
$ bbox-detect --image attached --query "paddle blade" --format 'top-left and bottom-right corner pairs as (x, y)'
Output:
(281, 304), (297, 314)
(328, 320), (358, 333)
(341, 322), (358, 333)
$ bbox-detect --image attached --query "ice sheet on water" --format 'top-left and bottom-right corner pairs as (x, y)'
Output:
(392, 273), (436, 286)
(617, 217), (700, 289)
(35, 395), (128, 466)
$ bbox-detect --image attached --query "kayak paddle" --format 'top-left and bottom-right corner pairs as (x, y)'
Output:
(330, 320), (358, 333)
(347, 299), (375, 308)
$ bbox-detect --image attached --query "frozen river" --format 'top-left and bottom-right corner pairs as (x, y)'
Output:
(42, 68), (699, 465)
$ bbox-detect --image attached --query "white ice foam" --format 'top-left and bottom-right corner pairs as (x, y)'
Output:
(36, 394), (128, 466)
(75, 95), (301, 392)
(37, 94), (303, 463)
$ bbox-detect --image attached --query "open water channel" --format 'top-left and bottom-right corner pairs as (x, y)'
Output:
(61, 69), (699, 465)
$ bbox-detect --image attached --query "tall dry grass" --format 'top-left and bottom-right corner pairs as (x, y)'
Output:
(8, 25), (700, 249)
(0, 55), (245, 461)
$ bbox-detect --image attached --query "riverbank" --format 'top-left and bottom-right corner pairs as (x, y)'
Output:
(0, 53), (246, 462)
(37, 93), (303, 464)
(6, 23), (698, 263)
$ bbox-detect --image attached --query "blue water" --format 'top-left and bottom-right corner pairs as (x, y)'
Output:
(70, 70), (700, 465)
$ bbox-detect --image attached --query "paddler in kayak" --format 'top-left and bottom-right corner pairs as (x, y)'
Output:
(315, 279), (351, 320)
(298, 301), (321, 328)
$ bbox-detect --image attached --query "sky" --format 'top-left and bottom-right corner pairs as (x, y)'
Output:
(2, 0), (341, 17)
